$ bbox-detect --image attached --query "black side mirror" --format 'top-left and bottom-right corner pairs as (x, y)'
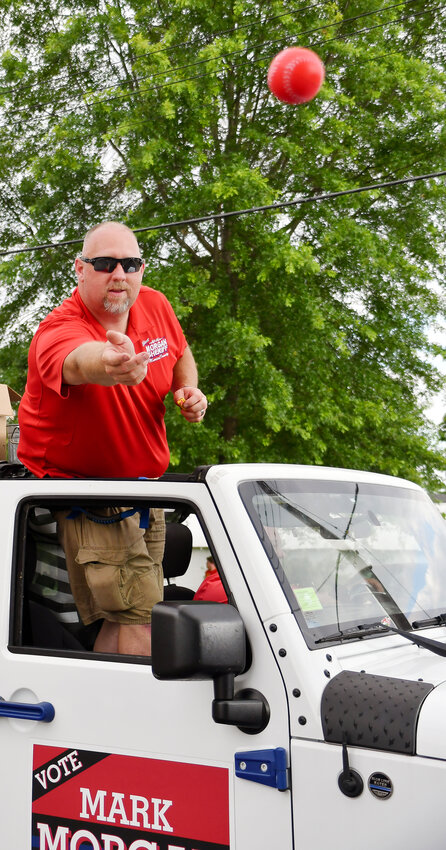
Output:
(152, 602), (269, 734)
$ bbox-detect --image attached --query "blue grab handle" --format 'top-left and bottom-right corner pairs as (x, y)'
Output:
(0, 699), (55, 722)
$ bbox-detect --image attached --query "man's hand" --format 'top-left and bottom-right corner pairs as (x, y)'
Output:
(174, 387), (208, 422)
(62, 331), (149, 387)
(102, 330), (149, 385)
(171, 346), (207, 422)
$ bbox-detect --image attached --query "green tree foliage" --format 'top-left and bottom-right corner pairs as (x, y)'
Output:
(0, 0), (445, 484)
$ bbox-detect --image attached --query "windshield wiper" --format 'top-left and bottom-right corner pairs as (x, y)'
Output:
(412, 613), (446, 629)
(315, 622), (390, 644)
(316, 621), (446, 657)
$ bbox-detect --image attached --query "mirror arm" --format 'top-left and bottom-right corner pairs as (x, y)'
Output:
(212, 673), (270, 734)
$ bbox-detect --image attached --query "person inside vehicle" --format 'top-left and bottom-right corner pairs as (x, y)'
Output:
(194, 555), (228, 603)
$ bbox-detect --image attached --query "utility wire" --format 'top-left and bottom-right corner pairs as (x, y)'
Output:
(132, 0), (327, 61)
(2, 37), (431, 153)
(1, 7), (438, 149)
(0, 0), (332, 115)
(95, 0), (423, 94)
(1, 169), (444, 257)
(0, 0), (329, 99)
(81, 5), (439, 109)
(0, 0), (431, 117)
(2, 7), (437, 139)
(0, 0), (326, 100)
(91, 0), (429, 103)
(0, 0), (396, 97)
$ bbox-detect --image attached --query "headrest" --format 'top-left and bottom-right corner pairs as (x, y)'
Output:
(162, 523), (193, 579)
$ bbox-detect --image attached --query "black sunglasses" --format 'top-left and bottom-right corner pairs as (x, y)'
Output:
(80, 256), (144, 273)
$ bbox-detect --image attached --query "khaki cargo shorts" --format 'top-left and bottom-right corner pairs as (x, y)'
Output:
(55, 507), (165, 626)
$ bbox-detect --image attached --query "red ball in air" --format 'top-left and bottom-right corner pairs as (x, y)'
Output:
(267, 46), (325, 104)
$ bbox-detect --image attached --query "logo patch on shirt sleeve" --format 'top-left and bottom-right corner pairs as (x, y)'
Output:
(143, 336), (169, 362)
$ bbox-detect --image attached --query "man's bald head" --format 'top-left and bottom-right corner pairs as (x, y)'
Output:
(82, 221), (141, 257)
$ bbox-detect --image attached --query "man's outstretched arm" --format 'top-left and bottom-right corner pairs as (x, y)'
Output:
(62, 330), (150, 387)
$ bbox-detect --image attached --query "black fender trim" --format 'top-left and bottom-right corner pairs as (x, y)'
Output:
(321, 670), (434, 754)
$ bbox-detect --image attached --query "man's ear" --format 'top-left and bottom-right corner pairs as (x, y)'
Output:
(74, 257), (84, 282)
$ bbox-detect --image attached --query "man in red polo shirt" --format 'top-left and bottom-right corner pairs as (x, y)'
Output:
(18, 220), (207, 656)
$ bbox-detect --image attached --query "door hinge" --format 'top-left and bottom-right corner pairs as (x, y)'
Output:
(235, 747), (289, 791)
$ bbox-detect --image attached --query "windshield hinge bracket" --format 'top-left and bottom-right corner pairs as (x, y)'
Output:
(235, 747), (289, 791)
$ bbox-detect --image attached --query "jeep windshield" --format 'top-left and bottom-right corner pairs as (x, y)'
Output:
(239, 477), (446, 647)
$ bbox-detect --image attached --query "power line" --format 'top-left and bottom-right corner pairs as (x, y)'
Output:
(1, 169), (444, 258)
(93, 0), (426, 104)
(132, 1), (328, 61)
(81, 5), (439, 110)
(3, 10), (437, 146)
(0, 0), (430, 118)
(1, 35), (430, 155)
(0, 0), (327, 99)
(0, 7), (439, 165)
(99, 0), (422, 94)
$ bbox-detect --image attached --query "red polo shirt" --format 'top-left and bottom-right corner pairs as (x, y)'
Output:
(18, 286), (187, 478)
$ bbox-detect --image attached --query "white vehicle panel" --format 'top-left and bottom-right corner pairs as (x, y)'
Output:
(0, 463), (445, 847)
(291, 738), (446, 849)
(0, 477), (293, 849)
